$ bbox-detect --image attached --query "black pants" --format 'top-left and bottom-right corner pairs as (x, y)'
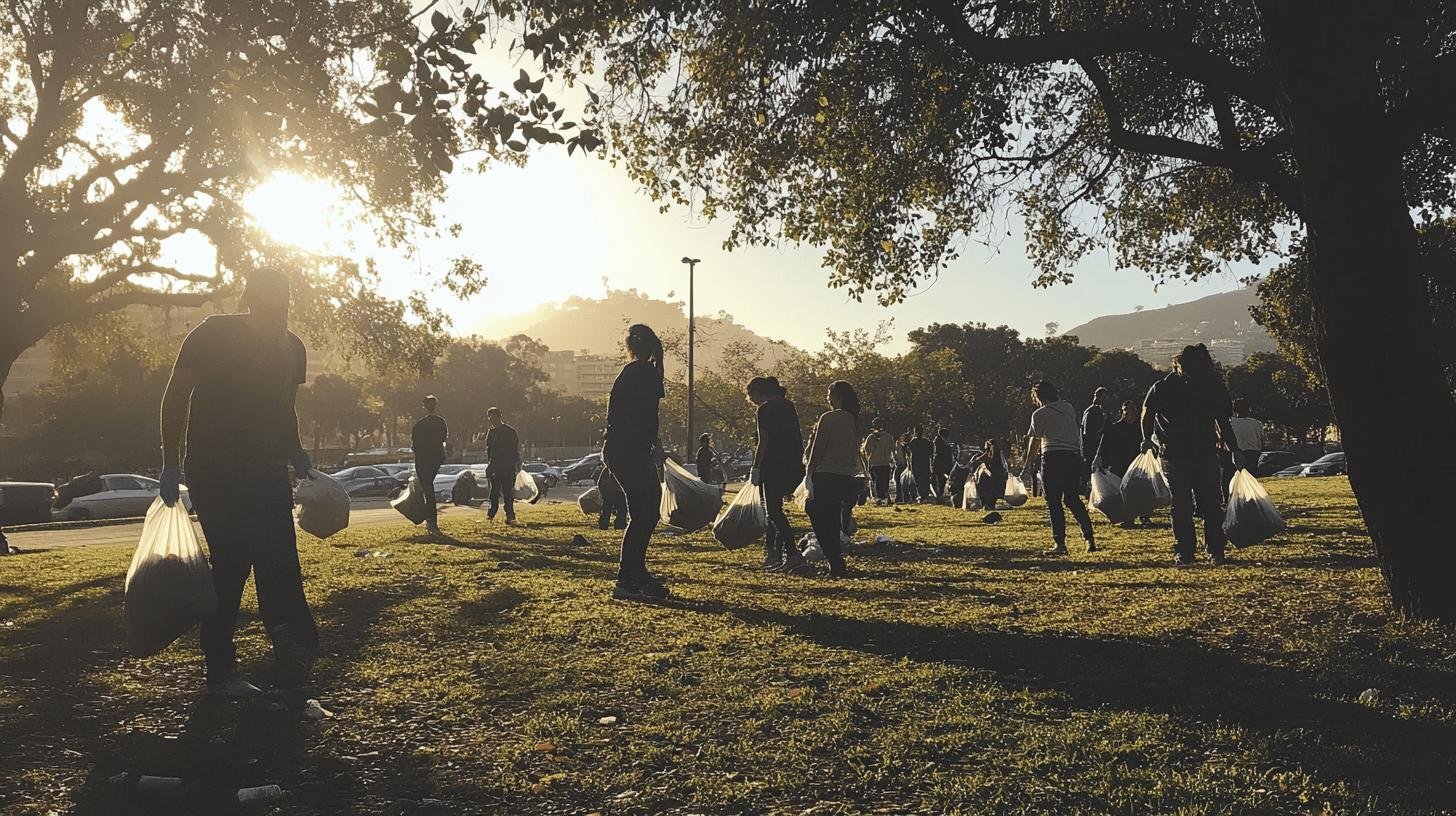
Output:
(605, 446), (660, 581)
(931, 465), (950, 501)
(869, 465), (892, 501)
(1042, 450), (1095, 547)
(911, 464), (932, 501)
(416, 458), (442, 527)
(189, 467), (317, 684)
(976, 471), (1007, 510)
(1164, 452), (1227, 560)
(765, 490), (795, 561)
(805, 473), (855, 572)
(598, 490), (627, 530)
(487, 467), (515, 519)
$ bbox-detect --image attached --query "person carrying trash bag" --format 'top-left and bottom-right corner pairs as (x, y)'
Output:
(802, 380), (865, 578)
(411, 395), (448, 539)
(1023, 381), (1098, 555)
(1141, 344), (1244, 567)
(481, 407), (522, 525)
(1223, 469), (1286, 547)
(974, 438), (1009, 523)
(158, 269), (318, 696)
(1093, 400), (1150, 526)
(747, 376), (807, 572)
(907, 426), (934, 503)
(604, 324), (671, 601)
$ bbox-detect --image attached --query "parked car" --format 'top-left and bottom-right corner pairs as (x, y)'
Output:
(1301, 452), (1348, 477)
(432, 465), (549, 503)
(1256, 450), (1302, 477)
(340, 448), (415, 467)
(375, 463), (417, 478)
(1273, 465), (1307, 477)
(330, 466), (408, 498)
(51, 474), (191, 521)
(562, 453), (603, 483)
(522, 462), (563, 487)
(1, 481), (59, 525)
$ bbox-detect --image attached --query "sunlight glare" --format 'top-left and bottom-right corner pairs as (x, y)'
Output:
(244, 172), (345, 253)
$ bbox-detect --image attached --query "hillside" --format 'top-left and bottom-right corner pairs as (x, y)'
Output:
(476, 289), (806, 372)
(1064, 285), (1274, 352)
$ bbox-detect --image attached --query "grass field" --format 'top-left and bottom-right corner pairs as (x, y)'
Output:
(2, 478), (1454, 815)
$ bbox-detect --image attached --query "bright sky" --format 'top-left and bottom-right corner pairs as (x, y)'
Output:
(230, 28), (1259, 356)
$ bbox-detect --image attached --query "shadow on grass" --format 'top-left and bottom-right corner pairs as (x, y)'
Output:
(678, 599), (1456, 811)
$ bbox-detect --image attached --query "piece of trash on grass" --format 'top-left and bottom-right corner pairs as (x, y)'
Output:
(354, 548), (392, 558)
(1358, 687), (1381, 706)
(597, 716), (618, 726)
(236, 784), (285, 803)
(874, 534), (893, 546)
(530, 772), (568, 793)
(302, 699), (333, 720)
(496, 560), (523, 570)
(569, 534), (590, 547)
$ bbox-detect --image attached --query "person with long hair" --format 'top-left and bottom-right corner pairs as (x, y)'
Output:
(1142, 344), (1241, 566)
(747, 376), (806, 571)
(975, 438), (1009, 524)
(804, 380), (864, 578)
(604, 324), (669, 600)
(1024, 380), (1098, 555)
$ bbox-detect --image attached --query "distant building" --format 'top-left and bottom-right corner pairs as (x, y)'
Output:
(1130, 339), (1186, 369)
(1208, 338), (1247, 367)
(537, 349), (617, 401)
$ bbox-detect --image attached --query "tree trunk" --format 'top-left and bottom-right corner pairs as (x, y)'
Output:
(1261, 1), (1456, 624)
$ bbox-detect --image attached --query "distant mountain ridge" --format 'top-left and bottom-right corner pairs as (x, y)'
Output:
(1063, 285), (1274, 353)
(474, 289), (805, 371)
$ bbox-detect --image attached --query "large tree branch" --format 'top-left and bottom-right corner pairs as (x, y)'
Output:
(924, 1), (1279, 113)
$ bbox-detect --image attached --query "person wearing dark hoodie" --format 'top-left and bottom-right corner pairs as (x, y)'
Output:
(907, 426), (934, 503)
(1024, 380), (1098, 555)
(747, 376), (807, 572)
(604, 324), (669, 601)
(975, 438), (1009, 523)
(931, 427), (955, 503)
(695, 433), (722, 485)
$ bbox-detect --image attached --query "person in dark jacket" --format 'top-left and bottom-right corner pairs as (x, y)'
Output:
(1142, 344), (1241, 566)
(1082, 387), (1110, 468)
(907, 426), (934, 503)
(1094, 400), (1149, 526)
(975, 438), (1009, 523)
(748, 376), (807, 572)
(604, 324), (669, 600)
(695, 433), (722, 485)
(482, 407), (520, 525)
(931, 427), (954, 503)
(411, 395), (447, 538)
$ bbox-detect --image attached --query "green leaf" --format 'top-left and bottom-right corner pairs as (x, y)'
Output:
(431, 10), (449, 33)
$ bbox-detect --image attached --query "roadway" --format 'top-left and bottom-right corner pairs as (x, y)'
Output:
(6, 487), (592, 551)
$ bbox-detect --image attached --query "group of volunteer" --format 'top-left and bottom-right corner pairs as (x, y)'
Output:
(125, 272), (1287, 696)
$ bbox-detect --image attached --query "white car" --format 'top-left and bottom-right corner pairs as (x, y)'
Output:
(431, 464), (490, 503)
(52, 474), (192, 521)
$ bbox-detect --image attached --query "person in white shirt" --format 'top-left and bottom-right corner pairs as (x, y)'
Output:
(1224, 401), (1266, 500)
(1024, 380), (1098, 555)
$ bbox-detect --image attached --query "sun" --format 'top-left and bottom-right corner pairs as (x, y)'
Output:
(243, 172), (345, 253)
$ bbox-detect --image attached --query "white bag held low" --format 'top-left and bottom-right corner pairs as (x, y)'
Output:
(512, 469), (541, 504)
(792, 478), (809, 510)
(1003, 475), (1029, 507)
(390, 476), (430, 525)
(962, 480), (982, 511)
(295, 470), (350, 538)
(125, 498), (218, 657)
(713, 483), (768, 550)
(1119, 451), (1172, 518)
(660, 459), (723, 532)
(1223, 470), (1286, 547)
(1090, 468), (1132, 523)
(578, 486), (604, 516)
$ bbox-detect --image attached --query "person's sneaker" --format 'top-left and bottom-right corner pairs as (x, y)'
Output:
(1209, 553), (1230, 566)
(504, 516), (517, 526)
(636, 573), (670, 598)
(1044, 545), (1069, 556)
(612, 575), (670, 601)
(1173, 556), (1196, 568)
(206, 675), (263, 698)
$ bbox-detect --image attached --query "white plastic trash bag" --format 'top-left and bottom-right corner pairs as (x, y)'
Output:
(512, 470), (541, 504)
(1090, 468), (1132, 523)
(578, 486), (604, 516)
(1003, 475), (1029, 507)
(660, 459), (723, 532)
(713, 483), (768, 550)
(962, 480), (982, 511)
(798, 531), (851, 562)
(1223, 470), (1286, 547)
(125, 498), (218, 657)
(1119, 451), (1171, 518)
(295, 470), (349, 538)
(793, 478), (809, 510)
(390, 476), (430, 525)
(897, 469), (916, 499)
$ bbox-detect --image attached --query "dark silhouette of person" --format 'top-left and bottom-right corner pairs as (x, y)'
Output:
(411, 395), (447, 537)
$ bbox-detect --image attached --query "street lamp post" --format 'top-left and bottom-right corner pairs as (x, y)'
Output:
(681, 256), (700, 455)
